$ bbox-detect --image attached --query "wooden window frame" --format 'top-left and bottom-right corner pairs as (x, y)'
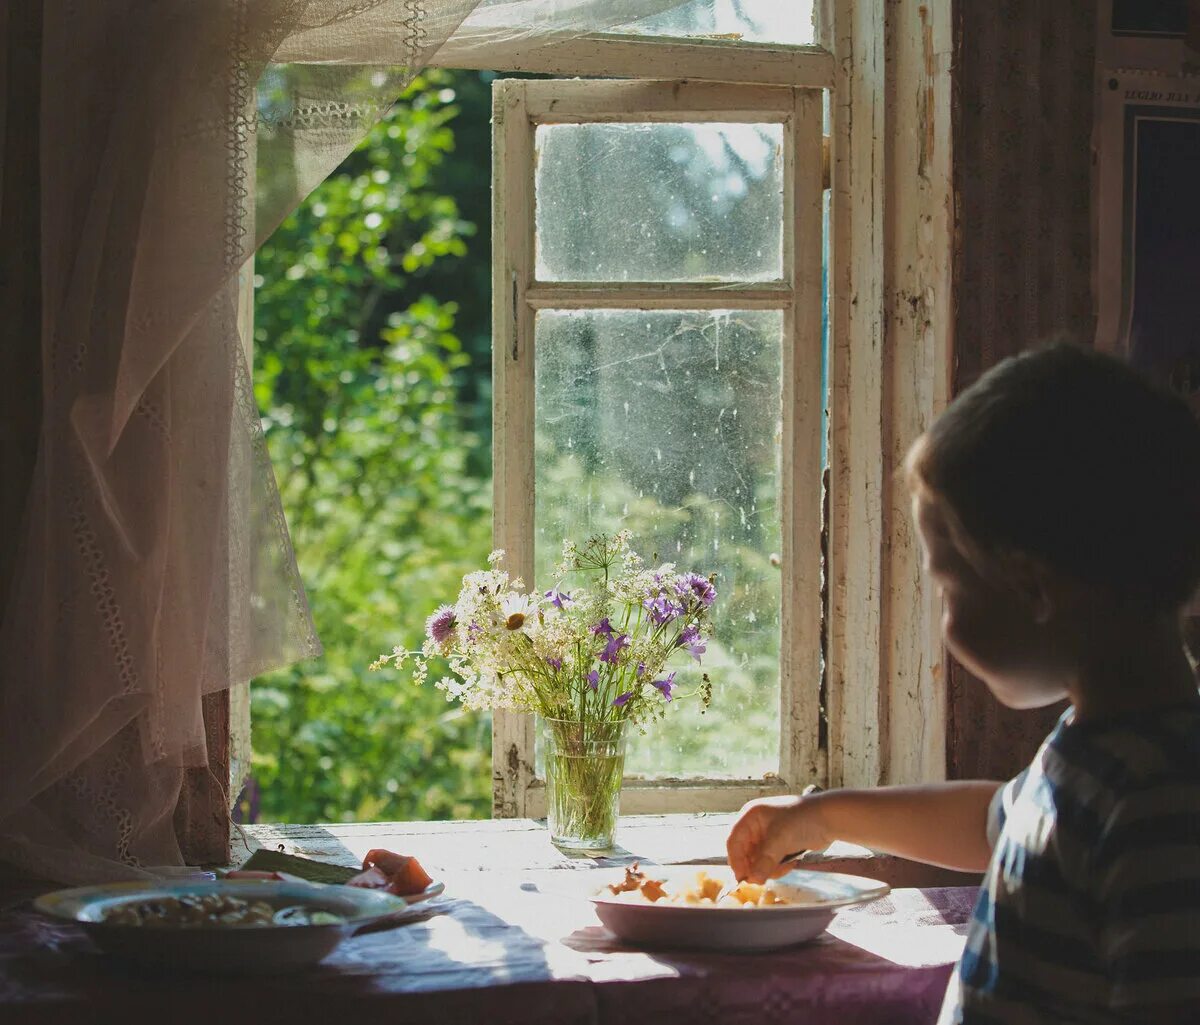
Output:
(434, 32), (835, 90)
(821, 0), (952, 788)
(482, 0), (957, 808)
(490, 78), (826, 817)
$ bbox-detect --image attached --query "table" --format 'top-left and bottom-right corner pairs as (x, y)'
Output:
(0, 816), (976, 1025)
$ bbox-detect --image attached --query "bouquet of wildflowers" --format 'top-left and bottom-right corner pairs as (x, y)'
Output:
(373, 531), (715, 727)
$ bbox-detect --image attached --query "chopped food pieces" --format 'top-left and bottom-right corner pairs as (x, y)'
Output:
(270, 905), (347, 926)
(346, 849), (434, 897)
(725, 881), (788, 907)
(603, 865), (793, 907)
(99, 894), (349, 928)
(607, 863), (650, 895)
(639, 878), (669, 903)
(694, 874), (724, 902)
(606, 862), (670, 902)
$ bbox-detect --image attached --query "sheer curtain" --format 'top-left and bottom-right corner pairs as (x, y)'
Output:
(0, 0), (687, 884)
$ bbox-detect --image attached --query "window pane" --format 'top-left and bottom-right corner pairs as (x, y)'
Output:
(534, 309), (782, 778)
(612, 0), (816, 47)
(535, 123), (784, 282)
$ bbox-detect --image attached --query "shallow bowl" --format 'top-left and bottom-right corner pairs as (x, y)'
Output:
(35, 878), (413, 973)
(590, 865), (889, 952)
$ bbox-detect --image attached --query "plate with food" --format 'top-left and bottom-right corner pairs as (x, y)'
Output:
(590, 863), (889, 952)
(34, 878), (410, 973)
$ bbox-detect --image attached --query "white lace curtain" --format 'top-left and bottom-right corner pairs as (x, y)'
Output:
(0, 0), (685, 884)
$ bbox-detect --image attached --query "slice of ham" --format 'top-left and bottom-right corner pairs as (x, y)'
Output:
(346, 849), (434, 897)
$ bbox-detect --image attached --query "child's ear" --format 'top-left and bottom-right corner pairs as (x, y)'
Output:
(1002, 552), (1055, 624)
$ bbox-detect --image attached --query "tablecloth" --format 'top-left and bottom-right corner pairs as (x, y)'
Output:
(0, 872), (975, 1025)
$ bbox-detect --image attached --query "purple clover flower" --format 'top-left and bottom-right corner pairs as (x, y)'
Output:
(590, 617), (614, 637)
(586, 670), (599, 690)
(544, 589), (572, 610)
(599, 633), (630, 664)
(675, 572), (716, 607)
(546, 657), (563, 671)
(644, 594), (684, 625)
(426, 605), (457, 646)
(651, 672), (676, 701)
(676, 624), (706, 662)
(612, 691), (634, 708)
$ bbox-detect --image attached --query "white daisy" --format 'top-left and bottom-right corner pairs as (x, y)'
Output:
(500, 592), (536, 631)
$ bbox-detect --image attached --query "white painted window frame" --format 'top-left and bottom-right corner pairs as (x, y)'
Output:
(481, 0), (957, 811)
(820, 0), (952, 789)
(434, 32), (835, 90)
(490, 78), (826, 818)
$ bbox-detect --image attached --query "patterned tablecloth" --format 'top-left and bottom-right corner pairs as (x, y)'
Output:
(0, 870), (975, 1025)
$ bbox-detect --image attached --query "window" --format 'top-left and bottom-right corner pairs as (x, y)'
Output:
(246, 1), (955, 823)
(491, 79), (826, 816)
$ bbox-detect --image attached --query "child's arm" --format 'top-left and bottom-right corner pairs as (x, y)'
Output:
(727, 782), (1002, 883)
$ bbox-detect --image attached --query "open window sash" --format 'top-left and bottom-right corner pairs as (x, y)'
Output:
(491, 78), (826, 817)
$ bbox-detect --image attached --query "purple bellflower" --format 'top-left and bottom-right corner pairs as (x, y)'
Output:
(599, 633), (631, 664)
(676, 624), (706, 662)
(644, 594), (683, 625)
(675, 572), (716, 607)
(651, 672), (676, 701)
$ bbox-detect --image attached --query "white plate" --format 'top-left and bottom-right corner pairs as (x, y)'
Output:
(589, 865), (889, 952)
(397, 878), (445, 904)
(35, 879), (417, 973)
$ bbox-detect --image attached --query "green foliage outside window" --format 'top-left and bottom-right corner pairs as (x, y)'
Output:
(248, 70), (495, 824)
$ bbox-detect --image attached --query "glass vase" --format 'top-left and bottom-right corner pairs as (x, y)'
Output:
(540, 717), (628, 852)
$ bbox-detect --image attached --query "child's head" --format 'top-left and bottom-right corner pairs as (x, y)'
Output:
(907, 343), (1200, 707)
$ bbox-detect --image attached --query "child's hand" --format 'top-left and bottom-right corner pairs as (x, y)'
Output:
(726, 792), (832, 884)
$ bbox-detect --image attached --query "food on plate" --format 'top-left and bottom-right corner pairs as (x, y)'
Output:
(604, 863), (791, 907)
(346, 848), (434, 897)
(99, 893), (347, 928)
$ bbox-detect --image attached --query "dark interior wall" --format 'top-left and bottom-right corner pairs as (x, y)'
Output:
(0, 1), (42, 615)
(947, 0), (1097, 779)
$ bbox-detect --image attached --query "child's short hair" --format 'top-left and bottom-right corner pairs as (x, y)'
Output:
(906, 343), (1200, 612)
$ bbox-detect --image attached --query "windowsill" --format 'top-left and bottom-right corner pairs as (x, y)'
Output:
(237, 813), (982, 890)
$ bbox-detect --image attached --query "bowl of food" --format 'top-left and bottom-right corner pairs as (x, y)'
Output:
(590, 863), (889, 952)
(34, 879), (410, 973)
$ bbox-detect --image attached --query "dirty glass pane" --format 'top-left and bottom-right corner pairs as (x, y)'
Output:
(535, 123), (784, 282)
(612, 0), (816, 46)
(534, 309), (782, 778)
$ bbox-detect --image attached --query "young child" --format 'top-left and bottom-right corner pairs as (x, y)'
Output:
(727, 344), (1200, 1023)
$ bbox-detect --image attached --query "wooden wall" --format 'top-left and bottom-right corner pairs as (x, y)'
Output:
(947, 0), (1097, 779)
(0, 0), (43, 611)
